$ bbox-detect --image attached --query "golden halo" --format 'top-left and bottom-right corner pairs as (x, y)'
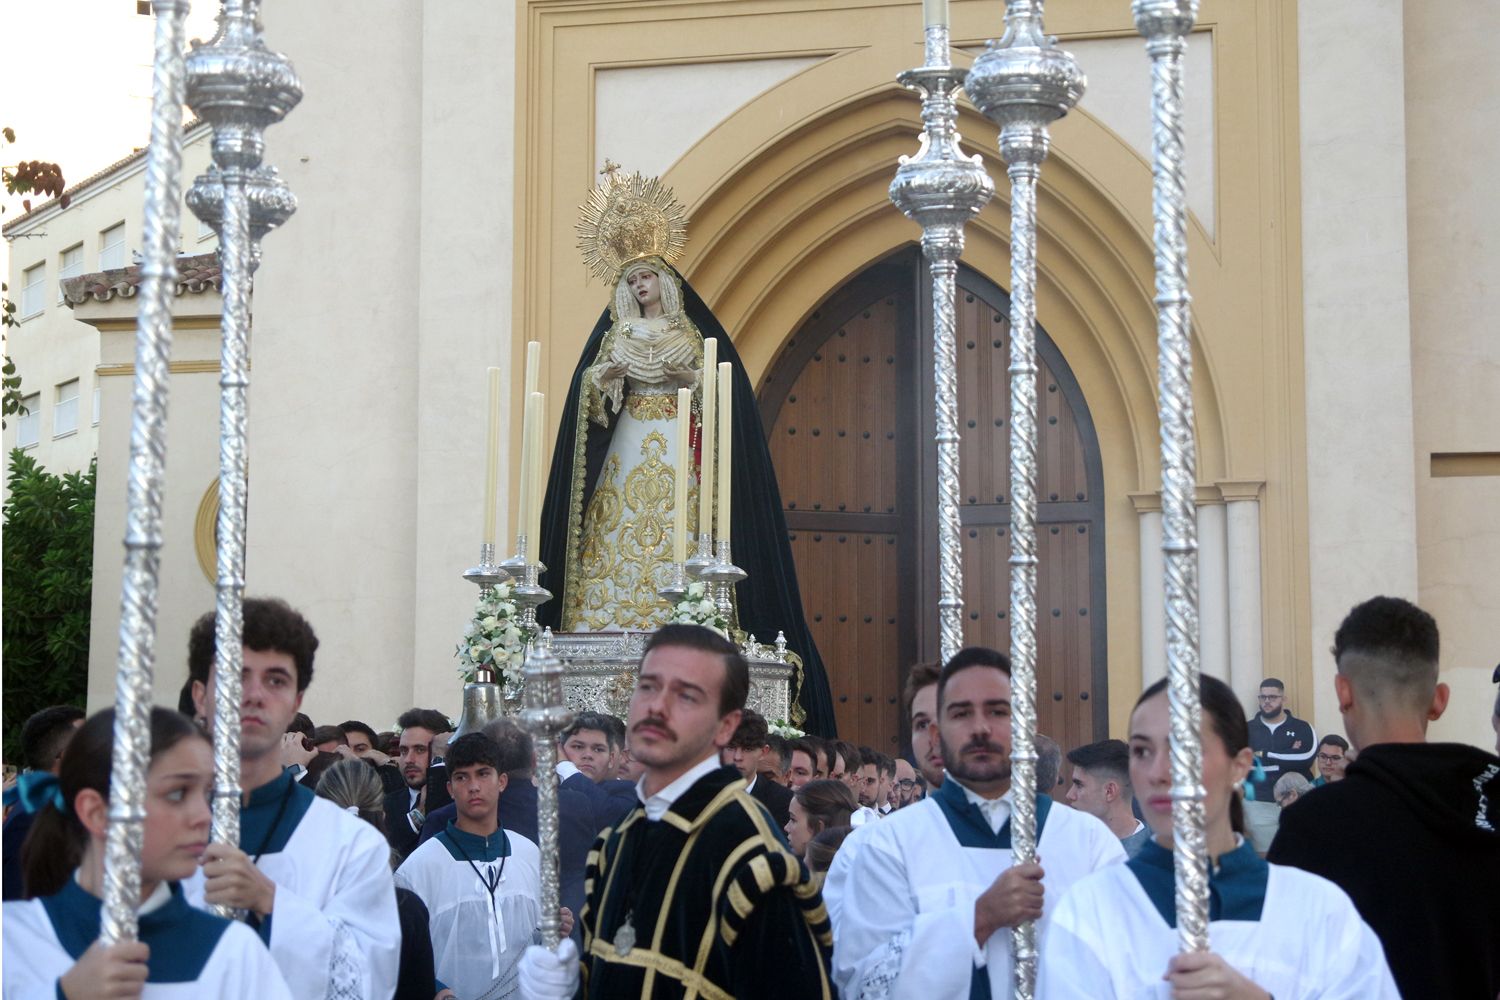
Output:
(575, 168), (688, 285)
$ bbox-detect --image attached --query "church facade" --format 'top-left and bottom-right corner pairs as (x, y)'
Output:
(34, 0), (1494, 752)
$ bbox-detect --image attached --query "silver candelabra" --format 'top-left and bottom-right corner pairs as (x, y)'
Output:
(1135, 0), (1209, 954)
(183, 0), (302, 918)
(967, 2), (1083, 996)
(99, 0), (193, 947)
(890, 20), (994, 667)
(519, 635), (574, 951)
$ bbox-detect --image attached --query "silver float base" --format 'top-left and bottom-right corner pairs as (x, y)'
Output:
(548, 631), (793, 723)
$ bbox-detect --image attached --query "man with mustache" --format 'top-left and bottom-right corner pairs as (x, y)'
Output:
(519, 624), (834, 999)
(823, 646), (1124, 998)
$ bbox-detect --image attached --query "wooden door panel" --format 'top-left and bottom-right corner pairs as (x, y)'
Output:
(788, 528), (903, 747)
(760, 251), (1103, 753)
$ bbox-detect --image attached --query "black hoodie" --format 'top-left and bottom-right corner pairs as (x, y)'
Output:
(1268, 742), (1500, 999)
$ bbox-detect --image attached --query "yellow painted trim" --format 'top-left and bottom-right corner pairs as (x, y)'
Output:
(97, 360), (225, 378)
(518, 0), (1309, 740)
(194, 479), (219, 585)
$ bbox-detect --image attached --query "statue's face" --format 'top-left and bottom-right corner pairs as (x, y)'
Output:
(626, 267), (661, 312)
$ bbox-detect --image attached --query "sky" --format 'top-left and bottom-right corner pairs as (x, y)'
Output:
(1, 1), (221, 276)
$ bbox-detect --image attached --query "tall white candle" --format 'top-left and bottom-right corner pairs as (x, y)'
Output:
(716, 362), (733, 544)
(674, 387), (691, 564)
(697, 338), (718, 543)
(526, 391), (546, 553)
(923, 0), (948, 28)
(483, 367), (502, 545)
(517, 386), (536, 547)
(524, 340), (540, 397)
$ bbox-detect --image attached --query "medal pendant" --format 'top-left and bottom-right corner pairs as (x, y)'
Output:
(613, 916), (637, 957)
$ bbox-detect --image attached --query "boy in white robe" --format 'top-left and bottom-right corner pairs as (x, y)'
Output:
(180, 598), (400, 1000)
(824, 647), (1124, 999)
(395, 733), (549, 1000)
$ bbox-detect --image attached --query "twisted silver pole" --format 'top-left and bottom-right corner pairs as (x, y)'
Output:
(99, 0), (191, 947)
(967, 3), (1082, 995)
(1135, 0), (1207, 953)
(520, 635), (574, 950)
(185, 0), (300, 914)
(889, 24), (994, 666)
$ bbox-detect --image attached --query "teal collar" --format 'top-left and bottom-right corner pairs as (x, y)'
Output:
(41, 878), (229, 982)
(932, 774), (1052, 850)
(1127, 837), (1268, 928)
(438, 821), (511, 863)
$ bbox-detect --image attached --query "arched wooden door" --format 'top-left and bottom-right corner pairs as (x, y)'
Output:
(759, 249), (1107, 757)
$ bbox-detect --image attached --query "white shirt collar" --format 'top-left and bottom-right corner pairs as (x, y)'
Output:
(556, 759), (581, 781)
(955, 779), (1014, 834)
(745, 774), (757, 794)
(637, 754), (722, 821)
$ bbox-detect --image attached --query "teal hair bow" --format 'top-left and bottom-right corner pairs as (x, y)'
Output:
(2, 771), (67, 815)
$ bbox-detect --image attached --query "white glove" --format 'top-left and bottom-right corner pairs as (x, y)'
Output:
(518, 938), (581, 1000)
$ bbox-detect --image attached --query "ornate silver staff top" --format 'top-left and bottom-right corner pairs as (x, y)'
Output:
(519, 636), (575, 951)
(99, 0), (192, 946)
(1134, 0), (1208, 954)
(966, 2), (1082, 997)
(889, 18), (995, 667)
(184, 0), (300, 913)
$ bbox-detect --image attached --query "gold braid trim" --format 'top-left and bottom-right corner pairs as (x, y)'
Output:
(583, 941), (735, 1000)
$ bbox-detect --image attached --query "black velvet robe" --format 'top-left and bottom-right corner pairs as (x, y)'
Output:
(578, 766), (834, 999)
(536, 266), (837, 736)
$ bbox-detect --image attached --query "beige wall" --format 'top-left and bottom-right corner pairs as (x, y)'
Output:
(1405, 0), (1500, 748)
(1296, 1), (1421, 743)
(2, 126), (215, 488)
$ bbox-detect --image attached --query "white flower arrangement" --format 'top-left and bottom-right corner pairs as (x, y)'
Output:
(767, 719), (805, 740)
(454, 583), (532, 688)
(669, 580), (729, 636)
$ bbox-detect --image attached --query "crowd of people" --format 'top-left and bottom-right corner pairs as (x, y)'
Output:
(1, 594), (1497, 998)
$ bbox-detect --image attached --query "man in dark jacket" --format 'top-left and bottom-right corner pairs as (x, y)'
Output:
(1247, 676), (1317, 801)
(724, 708), (793, 828)
(1269, 596), (1500, 1000)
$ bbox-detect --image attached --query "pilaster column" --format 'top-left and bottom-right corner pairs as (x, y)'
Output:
(1130, 492), (1166, 687)
(1219, 480), (1265, 713)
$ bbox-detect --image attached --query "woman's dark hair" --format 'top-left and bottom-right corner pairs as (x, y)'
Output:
(1134, 675), (1250, 834)
(805, 825), (852, 873)
(793, 779), (858, 836)
(22, 707), (207, 898)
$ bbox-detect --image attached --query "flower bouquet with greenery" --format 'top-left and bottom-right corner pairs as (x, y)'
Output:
(455, 583), (531, 688)
(669, 580), (729, 636)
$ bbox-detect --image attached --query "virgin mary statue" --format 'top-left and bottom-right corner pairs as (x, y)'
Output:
(536, 170), (836, 735)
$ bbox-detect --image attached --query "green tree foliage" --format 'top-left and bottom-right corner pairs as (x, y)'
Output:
(3, 450), (95, 764)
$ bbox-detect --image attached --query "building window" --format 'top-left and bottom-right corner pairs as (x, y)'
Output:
(20, 262), (45, 318)
(197, 216), (217, 242)
(59, 244), (84, 302)
(93, 385), (102, 426)
(53, 379), (80, 438)
(99, 222), (126, 270)
(17, 393), (40, 448)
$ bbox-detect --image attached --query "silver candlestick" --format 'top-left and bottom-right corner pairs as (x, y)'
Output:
(519, 641), (574, 951)
(684, 530), (715, 579)
(890, 20), (995, 667)
(967, 3), (1083, 997)
(462, 541), (509, 594)
(183, 0), (301, 920)
(700, 537), (747, 622)
(658, 559), (690, 604)
(99, 0), (192, 947)
(1135, 0), (1209, 955)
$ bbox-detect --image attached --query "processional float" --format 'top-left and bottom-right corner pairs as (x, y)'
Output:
(101, 0), (300, 938)
(890, 0), (1206, 995)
